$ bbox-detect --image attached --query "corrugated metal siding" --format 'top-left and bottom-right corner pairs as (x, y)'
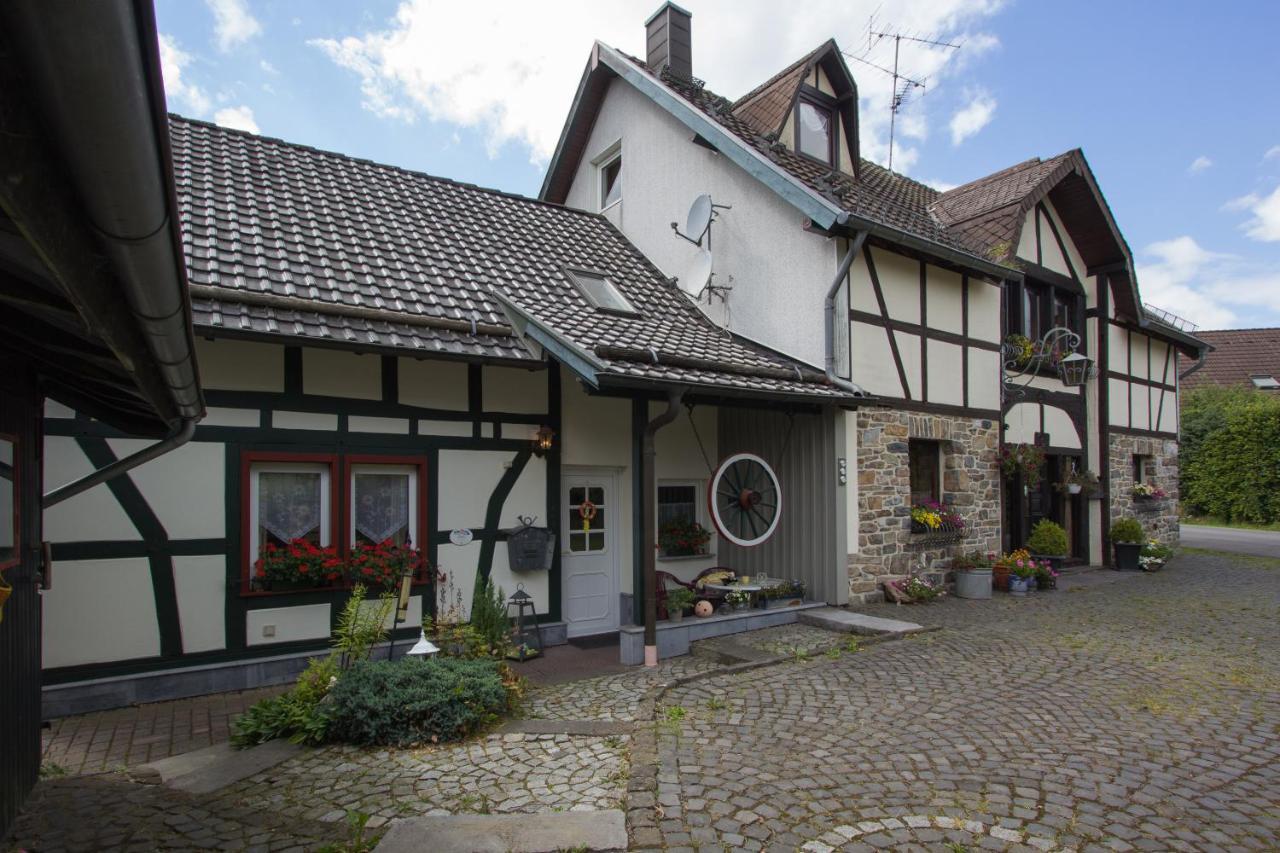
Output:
(717, 409), (841, 604)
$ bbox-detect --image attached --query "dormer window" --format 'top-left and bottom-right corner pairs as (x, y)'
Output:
(567, 268), (639, 316)
(598, 146), (622, 210)
(796, 95), (834, 165)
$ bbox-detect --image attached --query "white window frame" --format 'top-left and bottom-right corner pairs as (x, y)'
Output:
(566, 267), (640, 317)
(349, 463), (419, 547)
(249, 461), (332, 561)
(656, 478), (711, 559)
(594, 140), (622, 212)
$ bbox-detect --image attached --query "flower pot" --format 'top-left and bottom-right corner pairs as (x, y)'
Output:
(667, 607), (685, 622)
(1066, 483), (1082, 495)
(1113, 542), (1142, 571)
(992, 564), (1011, 592)
(953, 568), (993, 600)
(1009, 576), (1029, 596)
(1026, 576), (1038, 592)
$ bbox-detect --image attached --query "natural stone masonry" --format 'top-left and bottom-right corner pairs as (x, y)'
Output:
(643, 553), (1280, 850)
(851, 408), (1001, 602)
(1108, 433), (1180, 547)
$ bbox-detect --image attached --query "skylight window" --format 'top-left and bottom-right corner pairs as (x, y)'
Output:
(1250, 374), (1279, 390)
(568, 269), (639, 316)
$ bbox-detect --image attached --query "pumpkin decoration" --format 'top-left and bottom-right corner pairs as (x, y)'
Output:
(694, 599), (714, 618)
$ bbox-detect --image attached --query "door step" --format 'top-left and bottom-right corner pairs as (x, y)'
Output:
(375, 809), (626, 852)
(799, 607), (924, 636)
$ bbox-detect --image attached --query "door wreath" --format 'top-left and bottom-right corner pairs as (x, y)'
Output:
(578, 499), (598, 532)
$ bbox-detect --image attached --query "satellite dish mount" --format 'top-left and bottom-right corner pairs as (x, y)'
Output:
(671, 193), (732, 248)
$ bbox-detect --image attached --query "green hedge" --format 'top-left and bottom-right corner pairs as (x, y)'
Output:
(1181, 386), (1280, 524)
(325, 657), (516, 747)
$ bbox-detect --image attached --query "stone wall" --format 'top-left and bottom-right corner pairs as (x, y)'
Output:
(849, 408), (1002, 603)
(1107, 433), (1180, 548)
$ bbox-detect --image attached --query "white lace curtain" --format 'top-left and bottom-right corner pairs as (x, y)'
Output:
(354, 473), (409, 544)
(259, 471), (321, 543)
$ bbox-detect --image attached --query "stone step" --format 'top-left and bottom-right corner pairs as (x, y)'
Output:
(799, 607), (924, 636)
(690, 638), (777, 665)
(132, 739), (300, 794)
(375, 810), (627, 852)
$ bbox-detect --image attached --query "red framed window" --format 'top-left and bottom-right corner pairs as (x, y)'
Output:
(240, 451), (429, 594)
(0, 433), (18, 571)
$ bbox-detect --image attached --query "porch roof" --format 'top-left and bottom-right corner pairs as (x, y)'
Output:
(171, 115), (859, 404)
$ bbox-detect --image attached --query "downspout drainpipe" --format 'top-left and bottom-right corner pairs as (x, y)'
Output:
(42, 419), (197, 509)
(1178, 348), (1209, 382)
(642, 387), (686, 667)
(825, 230), (869, 394)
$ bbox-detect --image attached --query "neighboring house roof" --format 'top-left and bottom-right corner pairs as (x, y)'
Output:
(170, 115), (853, 403)
(1181, 328), (1280, 390)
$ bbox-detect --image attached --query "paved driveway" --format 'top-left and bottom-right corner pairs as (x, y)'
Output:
(639, 553), (1280, 851)
(1181, 523), (1280, 558)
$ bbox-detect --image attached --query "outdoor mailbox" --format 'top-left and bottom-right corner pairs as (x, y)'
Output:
(506, 515), (555, 572)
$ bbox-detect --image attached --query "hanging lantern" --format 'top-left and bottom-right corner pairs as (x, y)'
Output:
(1057, 352), (1094, 387)
(532, 425), (555, 456)
(506, 585), (542, 661)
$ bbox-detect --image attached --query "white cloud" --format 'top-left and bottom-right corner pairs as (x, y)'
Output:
(1136, 235), (1280, 330)
(158, 34), (211, 114)
(260, 59), (279, 75)
(214, 105), (260, 134)
(206, 0), (262, 52)
(948, 89), (996, 145)
(310, 0), (1006, 167)
(1264, 145), (1280, 161)
(1225, 185), (1280, 242)
(1187, 155), (1212, 174)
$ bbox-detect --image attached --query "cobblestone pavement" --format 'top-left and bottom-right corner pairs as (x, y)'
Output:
(40, 685), (287, 777)
(523, 654), (720, 721)
(694, 623), (850, 661)
(632, 553), (1280, 851)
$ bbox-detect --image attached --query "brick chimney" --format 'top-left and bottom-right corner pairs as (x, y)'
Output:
(645, 2), (692, 79)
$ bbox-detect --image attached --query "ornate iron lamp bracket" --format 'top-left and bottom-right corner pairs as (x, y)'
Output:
(1002, 326), (1096, 402)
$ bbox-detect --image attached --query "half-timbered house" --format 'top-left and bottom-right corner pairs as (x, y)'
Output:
(541, 3), (1206, 598)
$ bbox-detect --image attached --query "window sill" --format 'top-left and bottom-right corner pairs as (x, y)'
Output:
(599, 199), (622, 215)
(658, 553), (715, 562)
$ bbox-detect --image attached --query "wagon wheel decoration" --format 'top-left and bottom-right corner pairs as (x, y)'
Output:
(707, 453), (782, 547)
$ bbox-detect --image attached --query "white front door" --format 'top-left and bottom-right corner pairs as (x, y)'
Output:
(562, 469), (618, 638)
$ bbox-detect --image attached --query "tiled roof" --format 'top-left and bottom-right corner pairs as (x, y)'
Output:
(1182, 328), (1280, 390)
(170, 116), (852, 401)
(730, 45), (819, 136)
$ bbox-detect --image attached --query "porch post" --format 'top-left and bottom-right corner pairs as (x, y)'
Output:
(641, 388), (685, 666)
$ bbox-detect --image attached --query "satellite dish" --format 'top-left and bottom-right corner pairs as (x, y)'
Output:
(680, 248), (713, 298)
(686, 194), (713, 242)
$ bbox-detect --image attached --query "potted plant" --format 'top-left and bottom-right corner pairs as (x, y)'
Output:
(951, 551), (994, 600)
(1055, 469), (1100, 497)
(1004, 333), (1035, 368)
(894, 575), (943, 603)
(1008, 559), (1037, 596)
(659, 518), (712, 557)
(1025, 519), (1069, 573)
(346, 539), (423, 591)
(254, 539), (344, 591)
(1034, 561), (1059, 590)
(1139, 540), (1173, 572)
(1000, 444), (1046, 488)
(992, 549), (1030, 592)
(760, 579), (805, 610)
(664, 586), (695, 621)
(725, 588), (751, 611)
(1110, 517), (1145, 571)
(1131, 483), (1167, 501)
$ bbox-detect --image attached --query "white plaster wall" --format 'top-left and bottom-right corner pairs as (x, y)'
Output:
(968, 282), (1002, 342)
(1150, 339), (1171, 384)
(195, 338), (283, 392)
(483, 366), (547, 414)
(43, 436), (138, 541)
(1159, 392), (1178, 433)
(348, 416), (410, 434)
(247, 604), (330, 646)
(1005, 402), (1039, 445)
(1016, 208), (1038, 261)
(1130, 384), (1150, 430)
(895, 331), (922, 399)
(203, 407), (259, 427)
(360, 594), (423, 630)
(44, 399), (76, 419)
(303, 349), (381, 399)
(1109, 378), (1130, 427)
(1043, 405), (1082, 450)
(43, 558), (159, 667)
(418, 419), (472, 436)
(926, 339), (964, 406)
(1129, 333), (1149, 379)
(653, 399), (720, 583)
(399, 358), (469, 410)
(968, 349), (1001, 411)
(1043, 200), (1087, 279)
(851, 321), (900, 397)
(562, 79), (838, 367)
(272, 411), (339, 431)
(172, 555), (227, 653)
(1109, 325), (1130, 373)
(108, 439), (225, 540)
(848, 250), (879, 314)
(1026, 374), (1079, 395)
(927, 266), (964, 335)
(871, 248), (921, 323)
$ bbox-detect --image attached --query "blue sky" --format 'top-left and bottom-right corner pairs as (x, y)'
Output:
(156, 0), (1280, 330)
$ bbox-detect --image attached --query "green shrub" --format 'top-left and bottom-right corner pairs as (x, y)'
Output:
(1025, 519), (1069, 555)
(1181, 386), (1280, 524)
(468, 578), (511, 654)
(1110, 517), (1144, 544)
(325, 657), (517, 747)
(664, 587), (695, 612)
(333, 583), (394, 669)
(231, 657), (336, 748)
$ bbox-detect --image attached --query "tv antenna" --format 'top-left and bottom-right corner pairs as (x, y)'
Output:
(843, 17), (958, 172)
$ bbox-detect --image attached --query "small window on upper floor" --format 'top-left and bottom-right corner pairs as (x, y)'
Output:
(1250, 374), (1279, 390)
(567, 269), (639, 316)
(599, 151), (622, 210)
(796, 97), (834, 164)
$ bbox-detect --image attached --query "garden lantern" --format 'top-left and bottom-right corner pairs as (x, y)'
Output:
(532, 425), (555, 456)
(405, 629), (440, 659)
(1057, 351), (1094, 387)
(506, 584), (542, 661)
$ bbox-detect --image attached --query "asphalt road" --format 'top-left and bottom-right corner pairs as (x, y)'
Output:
(1181, 523), (1280, 558)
